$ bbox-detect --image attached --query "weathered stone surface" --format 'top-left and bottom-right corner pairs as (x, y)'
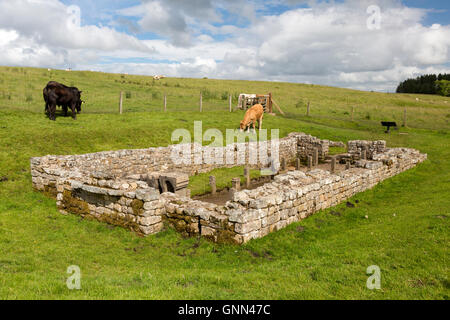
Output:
(235, 220), (262, 234)
(31, 134), (426, 245)
(136, 188), (159, 201)
(138, 215), (162, 226)
(139, 223), (164, 235)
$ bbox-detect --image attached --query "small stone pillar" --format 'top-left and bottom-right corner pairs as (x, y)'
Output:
(244, 167), (250, 188)
(296, 158), (301, 170)
(361, 149), (367, 160)
(331, 157), (336, 173)
(346, 161), (351, 170)
(307, 156), (313, 170)
(209, 176), (216, 195)
(281, 158), (286, 172)
(232, 177), (241, 191)
(313, 148), (319, 166)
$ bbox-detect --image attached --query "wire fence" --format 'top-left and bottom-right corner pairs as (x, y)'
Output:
(0, 66), (449, 131)
(1, 88), (449, 131)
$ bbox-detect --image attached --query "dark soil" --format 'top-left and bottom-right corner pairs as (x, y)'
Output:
(193, 156), (350, 206)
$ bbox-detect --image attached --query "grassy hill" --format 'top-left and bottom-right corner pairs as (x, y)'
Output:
(0, 66), (448, 299)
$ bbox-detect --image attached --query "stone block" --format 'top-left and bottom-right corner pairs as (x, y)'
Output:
(234, 220), (261, 234)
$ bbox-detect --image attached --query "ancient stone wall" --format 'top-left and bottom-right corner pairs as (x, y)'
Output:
(297, 135), (330, 161)
(30, 134), (426, 244)
(158, 147), (426, 244)
(31, 132), (328, 194)
(348, 140), (386, 160)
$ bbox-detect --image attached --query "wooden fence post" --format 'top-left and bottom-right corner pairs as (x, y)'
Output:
(164, 94), (167, 112)
(269, 92), (273, 113)
(229, 94), (232, 112)
(119, 91), (123, 114)
(307, 101), (310, 116)
(200, 92), (203, 112)
(403, 107), (407, 127)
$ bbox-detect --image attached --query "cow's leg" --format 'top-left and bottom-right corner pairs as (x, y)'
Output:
(63, 105), (68, 117)
(258, 117), (263, 131)
(49, 103), (56, 121)
(70, 103), (77, 120)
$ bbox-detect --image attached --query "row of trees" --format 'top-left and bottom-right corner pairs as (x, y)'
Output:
(396, 74), (450, 96)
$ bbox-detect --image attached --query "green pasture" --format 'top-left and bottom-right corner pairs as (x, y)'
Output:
(0, 66), (448, 299)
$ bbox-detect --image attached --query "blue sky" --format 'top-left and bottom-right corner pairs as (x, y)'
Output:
(403, 0), (449, 25)
(60, 0), (450, 27)
(0, 0), (449, 91)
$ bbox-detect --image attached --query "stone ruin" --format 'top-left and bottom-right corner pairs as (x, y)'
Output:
(30, 133), (427, 244)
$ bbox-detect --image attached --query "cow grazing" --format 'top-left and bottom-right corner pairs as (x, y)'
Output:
(240, 104), (264, 133)
(44, 81), (82, 117)
(43, 81), (82, 121)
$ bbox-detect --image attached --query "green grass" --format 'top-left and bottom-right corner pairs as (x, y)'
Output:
(0, 66), (449, 130)
(0, 67), (449, 299)
(189, 166), (262, 197)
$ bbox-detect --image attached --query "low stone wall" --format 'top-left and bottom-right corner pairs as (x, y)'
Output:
(56, 179), (165, 236)
(158, 147), (426, 244)
(297, 135), (330, 161)
(30, 132), (329, 195)
(30, 134), (426, 244)
(348, 140), (386, 160)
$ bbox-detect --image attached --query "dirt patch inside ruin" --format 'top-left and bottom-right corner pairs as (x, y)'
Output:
(193, 175), (273, 205)
(193, 161), (348, 206)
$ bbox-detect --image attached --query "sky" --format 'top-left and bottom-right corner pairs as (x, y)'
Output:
(0, 0), (449, 92)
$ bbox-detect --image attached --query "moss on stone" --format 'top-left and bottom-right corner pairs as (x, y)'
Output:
(61, 190), (90, 216)
(43, 183), (58, 199)
(131, 199), (144, 215)
(217, 230), (238, 245)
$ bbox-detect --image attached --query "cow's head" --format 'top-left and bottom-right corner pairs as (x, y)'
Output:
(239, 120), (245, 132)
(76, 90), (83, 113)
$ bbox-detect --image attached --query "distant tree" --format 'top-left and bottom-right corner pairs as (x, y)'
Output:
(396, 73), (450, 95)
(435, 80), (450, 97)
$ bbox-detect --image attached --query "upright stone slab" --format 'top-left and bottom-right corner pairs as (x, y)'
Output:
(209, 176), (217, 195)
(307, 156), (313, 170)
(232, 178), (241, 191)
(244, 167), (250, 188)
(331, 157), (336, 173)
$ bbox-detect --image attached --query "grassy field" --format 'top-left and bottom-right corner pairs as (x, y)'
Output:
(0, 66), (448, 299)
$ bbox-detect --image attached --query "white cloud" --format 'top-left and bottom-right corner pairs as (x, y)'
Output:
(0, 0), (153, 68)
(0, 0), (449, 91)
(219, 0), (450, 90)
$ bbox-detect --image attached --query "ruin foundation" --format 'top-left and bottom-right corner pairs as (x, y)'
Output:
(30, 133), (427, 244)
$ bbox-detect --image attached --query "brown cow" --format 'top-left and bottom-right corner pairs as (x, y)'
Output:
(240, 104), (264, 133)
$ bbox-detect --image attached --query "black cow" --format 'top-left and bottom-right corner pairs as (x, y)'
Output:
(43, 81), (83, 120)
